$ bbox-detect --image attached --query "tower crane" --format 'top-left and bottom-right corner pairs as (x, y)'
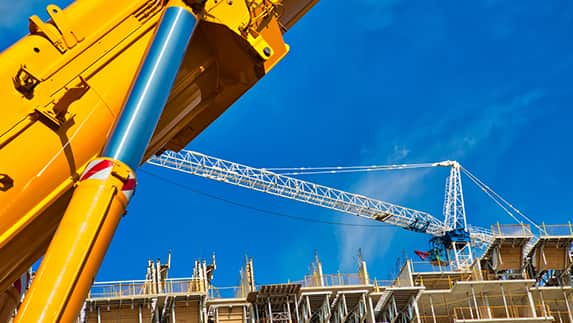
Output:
(147, 150), (497, 270)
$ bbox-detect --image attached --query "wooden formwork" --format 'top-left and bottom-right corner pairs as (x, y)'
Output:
(482, 224), (533, 272)
(85, 302), (154, 322)
(172, 299), (202, 323)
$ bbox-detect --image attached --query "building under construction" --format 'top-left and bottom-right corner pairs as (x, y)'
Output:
(81, 223), (573, 323)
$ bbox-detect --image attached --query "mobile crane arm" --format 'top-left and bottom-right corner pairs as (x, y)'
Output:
(0, 0), (317, 320)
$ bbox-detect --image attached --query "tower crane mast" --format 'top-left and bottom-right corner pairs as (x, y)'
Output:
(148, 150), (495, 269)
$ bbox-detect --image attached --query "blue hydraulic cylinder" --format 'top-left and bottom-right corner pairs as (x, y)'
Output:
(103, 6), (197, 170)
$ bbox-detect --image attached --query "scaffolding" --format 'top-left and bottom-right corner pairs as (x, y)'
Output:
(79, 224), (573, 323)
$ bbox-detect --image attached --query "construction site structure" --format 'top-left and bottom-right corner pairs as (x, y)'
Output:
(78, 223), (573, 323)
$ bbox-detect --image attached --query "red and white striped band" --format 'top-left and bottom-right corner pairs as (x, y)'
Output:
(79, 159), (137, 201)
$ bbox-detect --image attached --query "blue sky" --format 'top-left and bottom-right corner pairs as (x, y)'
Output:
(2, 1), (572, 287)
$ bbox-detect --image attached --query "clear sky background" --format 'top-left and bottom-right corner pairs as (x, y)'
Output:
(1, 1), (572, 288)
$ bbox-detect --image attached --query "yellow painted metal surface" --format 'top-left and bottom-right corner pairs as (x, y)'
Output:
(15, 159), (131, 322)
(0, 0), (317, 310)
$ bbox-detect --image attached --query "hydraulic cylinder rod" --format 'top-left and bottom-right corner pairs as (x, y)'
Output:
(15, 3), (197, 322)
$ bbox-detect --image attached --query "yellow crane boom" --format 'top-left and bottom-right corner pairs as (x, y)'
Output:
(0, 0), (317, 320)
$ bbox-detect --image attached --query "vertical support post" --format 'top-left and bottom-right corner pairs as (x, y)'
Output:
(267, 298), (273, 323)
(467, 296), (474, 319)
(294, 294), (300, 323)
(526, 286), (537, 317)
(342, 293), (348, 318)
(325, 294), (331, 321)
(367, 294), (376, 323)
(412, 295), (421, 323)
(199, 298), (205, 323)
(313, 252), (325, 287)
(429, 296), (436, 323)
(500, 285), (510, 318)
(306, 295), (312, 321)
(538, 289), (547, 317)
(563, 290), (573, 323)
(360, 293), (366, 319)
(249, 304), (255, 323)
(471, 285), (480, 319)
(286, 296), (292, 323)
(97, 306), (101, 323)
(14, 3), (197, 323)
(483, 293), (492, 319)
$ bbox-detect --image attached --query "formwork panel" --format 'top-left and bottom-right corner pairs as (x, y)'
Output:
(214, 306), (246, 322)
(87, 306), (153, 323)
(536, 246), (569, 271)
(174, 301), (201, 323)
(494, 246), (523, 270)
(104, 308), (139, 322)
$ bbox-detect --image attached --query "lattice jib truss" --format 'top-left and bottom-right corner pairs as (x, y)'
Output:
(147, 150), (494, 249)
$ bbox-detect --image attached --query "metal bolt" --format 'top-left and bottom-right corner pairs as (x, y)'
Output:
(263, 47), (271, 57)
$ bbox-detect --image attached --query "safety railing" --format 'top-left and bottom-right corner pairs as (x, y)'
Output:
(299, 273), (367, 288)
(491, 223), (533, 237)
(413, 274), (471, 289)
(549, 310), (572, 323)
(323, 273), (364, 287)
(208, 286), (245, 299)
(88, 279), (150, 299)
(372, 279), (394, 292)
(416, 314), (453, 323)
(163, 277), (206, 294)
(540, 223), (573, 237)
(454, 304), (551, 320)
(410, 261), (456, 273)
(88, 278), (206, 299)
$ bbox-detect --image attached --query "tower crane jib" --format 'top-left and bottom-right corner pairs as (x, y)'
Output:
(147, 150), (494, 262)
